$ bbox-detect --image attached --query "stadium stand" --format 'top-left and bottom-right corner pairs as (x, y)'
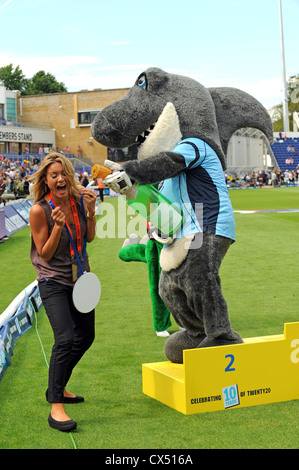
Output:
(271, 137), (299, 172)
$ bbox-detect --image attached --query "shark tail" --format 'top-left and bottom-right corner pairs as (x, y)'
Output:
(209, 87), (273, 157)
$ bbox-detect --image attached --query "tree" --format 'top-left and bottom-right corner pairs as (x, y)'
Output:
(22, 70), (67, 95)
(0, 64), (68, 95)
(272, 74), (299, 131)
(0, 64), (27, 92)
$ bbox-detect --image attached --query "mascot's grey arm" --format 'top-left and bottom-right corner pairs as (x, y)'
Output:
(122, 152), (186, 185)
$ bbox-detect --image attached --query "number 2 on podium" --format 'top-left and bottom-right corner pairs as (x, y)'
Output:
(225, 354), (235, 372)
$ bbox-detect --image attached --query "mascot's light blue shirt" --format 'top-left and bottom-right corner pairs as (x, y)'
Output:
(159, 137), (235, 242)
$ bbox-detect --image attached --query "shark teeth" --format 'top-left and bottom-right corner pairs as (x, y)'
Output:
(135, 123), (156, 145)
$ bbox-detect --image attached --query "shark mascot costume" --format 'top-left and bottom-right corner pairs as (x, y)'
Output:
(92, 67), (273, 363)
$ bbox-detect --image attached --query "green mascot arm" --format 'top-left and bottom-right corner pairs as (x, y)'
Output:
(118, 243), (147, 263)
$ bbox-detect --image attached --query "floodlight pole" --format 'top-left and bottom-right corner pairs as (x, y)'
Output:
(278, 0), (289, 132)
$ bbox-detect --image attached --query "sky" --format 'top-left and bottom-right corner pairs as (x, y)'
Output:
(0, 0), (298, 110)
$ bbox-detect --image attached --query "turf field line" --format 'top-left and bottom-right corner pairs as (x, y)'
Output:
(34, 310), (78, 449)
(234, 208), (299, 214)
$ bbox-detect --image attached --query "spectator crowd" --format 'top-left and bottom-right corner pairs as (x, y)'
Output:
(0, 154), (94, 205)
(225, 167), (299, 189)
(0, 155), (32, 203)
(1, 152), (299, 207)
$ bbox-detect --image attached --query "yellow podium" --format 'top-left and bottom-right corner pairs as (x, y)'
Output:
(142, 322), (299, 414)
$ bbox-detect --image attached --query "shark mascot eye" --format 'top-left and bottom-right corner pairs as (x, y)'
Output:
(91, 67), (273, 362)
(137, 75), (147, 89)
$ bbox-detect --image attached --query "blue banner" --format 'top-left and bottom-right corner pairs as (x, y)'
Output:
(0, 209), (5, 239)
(0, 336), (11, 382)
(0, 284), (43, 382)
(0, 322), (15, 381)
(11, 201), (30, 223)
(29, 286), (43, 313)
(4, 204), (27, 236)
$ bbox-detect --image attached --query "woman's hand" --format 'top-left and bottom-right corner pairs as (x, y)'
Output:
(51, 206), (66, 227)
(79, 187), (97, 215)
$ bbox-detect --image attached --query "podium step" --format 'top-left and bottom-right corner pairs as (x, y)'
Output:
(142, 322), (299, 414)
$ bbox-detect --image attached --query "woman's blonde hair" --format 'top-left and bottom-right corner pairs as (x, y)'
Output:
(31, 153), (80, 203)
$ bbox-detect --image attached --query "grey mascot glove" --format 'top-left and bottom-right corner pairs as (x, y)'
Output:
(103, 160), (137, 199)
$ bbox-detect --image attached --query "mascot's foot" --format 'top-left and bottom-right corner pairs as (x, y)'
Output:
(197, 330), (243, 348)
(164, 329), (206, 364)
(156, 330), (170, 337)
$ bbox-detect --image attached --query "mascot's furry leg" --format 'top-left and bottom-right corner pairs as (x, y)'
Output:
(160, 231), (243, 363)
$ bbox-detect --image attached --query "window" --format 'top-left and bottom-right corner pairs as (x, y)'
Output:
(78, 109), (102, 126)
(6, 98), (16, 121)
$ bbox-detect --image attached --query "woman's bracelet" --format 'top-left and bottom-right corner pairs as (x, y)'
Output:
(86, 212), (96, 220)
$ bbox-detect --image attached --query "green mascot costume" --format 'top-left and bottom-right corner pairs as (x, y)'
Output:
(119, 227), (171, 337)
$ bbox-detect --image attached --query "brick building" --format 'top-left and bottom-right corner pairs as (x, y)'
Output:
(18, 87), (133, 164)
(0, 83), (57, 156)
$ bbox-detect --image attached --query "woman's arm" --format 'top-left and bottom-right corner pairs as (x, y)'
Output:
(79, 188), (97, 243)
(85, 216), (96, 243)
(29, 204), (65, 262)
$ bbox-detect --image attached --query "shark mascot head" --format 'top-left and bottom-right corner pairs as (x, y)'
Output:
(92, 67), (273, 363)
(92, 67), (273, 169)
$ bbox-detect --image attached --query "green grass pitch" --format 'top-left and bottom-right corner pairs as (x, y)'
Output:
(0, 187), (298, 449)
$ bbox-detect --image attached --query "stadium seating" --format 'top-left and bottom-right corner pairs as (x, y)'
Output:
(271, 138), (299, 172)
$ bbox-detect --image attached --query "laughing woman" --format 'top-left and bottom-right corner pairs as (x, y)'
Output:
(29, 153), (97, 432)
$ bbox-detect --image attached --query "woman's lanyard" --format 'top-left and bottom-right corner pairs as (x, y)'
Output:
(48, 193), (87, 279)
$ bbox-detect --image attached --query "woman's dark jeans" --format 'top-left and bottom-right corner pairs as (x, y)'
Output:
(38, 280), (95, 403)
